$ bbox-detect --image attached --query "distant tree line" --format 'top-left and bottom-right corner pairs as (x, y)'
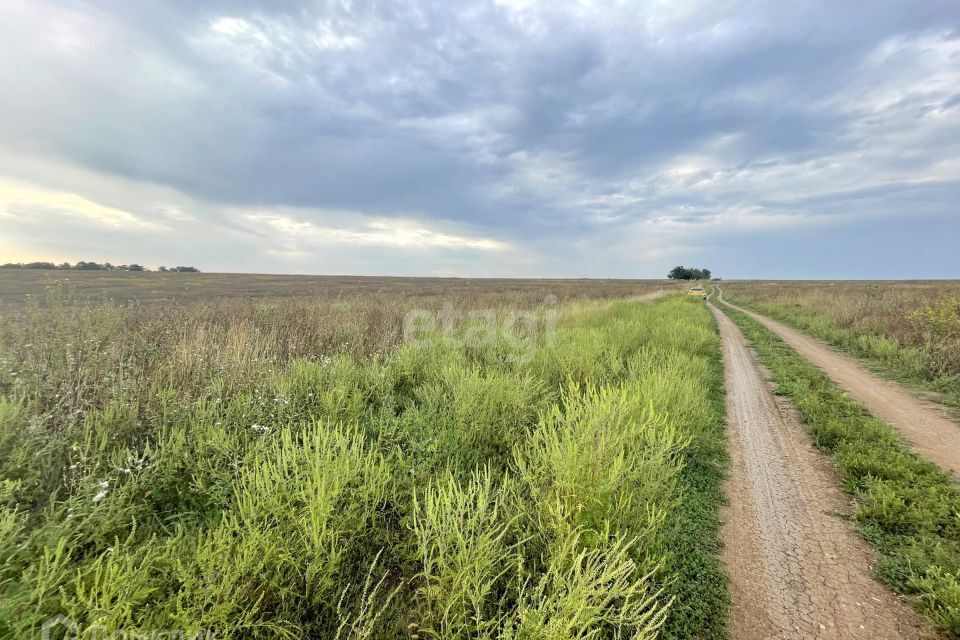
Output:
(667, 265), (713, 280)
(0, 261), (199, 272)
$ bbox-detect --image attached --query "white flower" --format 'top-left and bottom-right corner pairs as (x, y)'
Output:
(93, 490), (108, 503)
(250, 424), (270, 434)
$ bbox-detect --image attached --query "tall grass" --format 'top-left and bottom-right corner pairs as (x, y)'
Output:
(0, 289), (726, 639)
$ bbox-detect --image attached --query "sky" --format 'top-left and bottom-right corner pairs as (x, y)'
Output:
(0, 0), (958, 279)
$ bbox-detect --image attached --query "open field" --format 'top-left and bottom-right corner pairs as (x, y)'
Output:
(5, 274), (960, 639)
(0, 278), (728, 639)
(722, 281), (960, 407)
(0, 270), (677, 306)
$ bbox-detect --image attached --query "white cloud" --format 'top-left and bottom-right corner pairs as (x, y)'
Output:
(243, 212), (507, 251)
(0, 180), (165, 231)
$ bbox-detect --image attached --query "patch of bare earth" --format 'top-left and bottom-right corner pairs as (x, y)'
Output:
(710, 304), (926, 640)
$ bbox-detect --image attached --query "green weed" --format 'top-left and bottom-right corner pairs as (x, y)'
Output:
(0, 292), (727, 639)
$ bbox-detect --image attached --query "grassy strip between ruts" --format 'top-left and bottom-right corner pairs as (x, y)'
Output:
(723, 294), (960, 410)
(719, 302), (960, 637)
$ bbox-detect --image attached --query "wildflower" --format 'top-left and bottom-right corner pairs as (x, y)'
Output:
(250, 423), (270, 434)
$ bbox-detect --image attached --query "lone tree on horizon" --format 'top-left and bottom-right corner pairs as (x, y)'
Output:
(668, 265), (712, 280)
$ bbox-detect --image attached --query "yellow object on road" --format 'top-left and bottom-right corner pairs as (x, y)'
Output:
(687, 286), (707, 298)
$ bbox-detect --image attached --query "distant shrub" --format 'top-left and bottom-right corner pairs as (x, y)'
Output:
(0, 261), (197, 272)
(667, 266), (712, 280)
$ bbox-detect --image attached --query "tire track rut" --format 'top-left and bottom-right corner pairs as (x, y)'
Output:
(709, 302), (925, 639)
(715, 287), (960, 477)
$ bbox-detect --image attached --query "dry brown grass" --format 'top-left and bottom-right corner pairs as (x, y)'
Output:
(0, 275), (680, 420)
(0, 270), (675, 305)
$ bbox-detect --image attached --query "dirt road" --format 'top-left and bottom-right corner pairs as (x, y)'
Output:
(709, 303), (925, 639)
(715, 287), (960, 476)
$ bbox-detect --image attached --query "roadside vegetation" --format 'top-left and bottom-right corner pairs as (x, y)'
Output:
(720, 301), (960, 637)
(723, 281), (960, 408)
(0, 285), (727, 639)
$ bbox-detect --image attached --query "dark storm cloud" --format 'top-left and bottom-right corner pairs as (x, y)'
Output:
(1, 0), (959, 276)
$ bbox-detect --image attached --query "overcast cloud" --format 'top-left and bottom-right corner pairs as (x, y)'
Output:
(1, 0), (958, 277)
